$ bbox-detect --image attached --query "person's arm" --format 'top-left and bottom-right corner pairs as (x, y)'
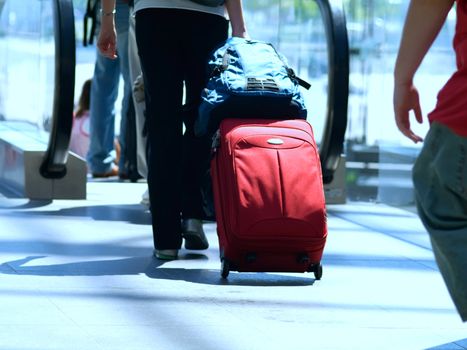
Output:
(393, 0), (454, 143)
(97, 0), (118, 59)
(224, 0), (248, 38)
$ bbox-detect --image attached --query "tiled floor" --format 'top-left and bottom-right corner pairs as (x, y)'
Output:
(0, 181), (465, 350)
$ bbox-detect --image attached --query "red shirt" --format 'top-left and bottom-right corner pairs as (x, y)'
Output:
(428, 0), (467, 136)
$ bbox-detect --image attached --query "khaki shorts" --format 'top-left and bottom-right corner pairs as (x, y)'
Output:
(413, 121), (467, 322)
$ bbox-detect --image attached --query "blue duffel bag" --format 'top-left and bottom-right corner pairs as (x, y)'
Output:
(195, 37), (311, 136)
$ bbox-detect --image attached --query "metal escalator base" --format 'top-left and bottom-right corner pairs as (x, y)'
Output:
(0, 121), (86, 199)
(324, 155), (346, 204)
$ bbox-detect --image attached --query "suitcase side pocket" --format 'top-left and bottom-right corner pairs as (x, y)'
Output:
(231, 132), (325, 240)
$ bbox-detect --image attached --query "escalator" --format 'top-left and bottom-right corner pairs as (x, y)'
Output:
(0, 0), (85, 199)
(315, 0), (349, 184)
(40, 0), (75, 179)
(0, 0), (348, 199)
(242, 0), (349, 185)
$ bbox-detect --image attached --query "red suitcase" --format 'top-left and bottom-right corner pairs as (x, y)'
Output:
(211, 118), (327, 279)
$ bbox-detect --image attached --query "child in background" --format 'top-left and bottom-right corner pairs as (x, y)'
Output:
(70, 79), (121, 167)
(70, 79), (92, 159)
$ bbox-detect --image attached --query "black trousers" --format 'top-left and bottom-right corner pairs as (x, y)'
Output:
(135, 9), (228, 250)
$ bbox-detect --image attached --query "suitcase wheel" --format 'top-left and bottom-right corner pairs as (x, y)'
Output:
(221, 258), (230, 279)
(311, 263), (323, 281)
(308, 263), (323, 280)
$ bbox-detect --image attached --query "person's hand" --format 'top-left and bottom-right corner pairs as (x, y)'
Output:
(393, 82), (424, 143)
(97, 16), (117, 59)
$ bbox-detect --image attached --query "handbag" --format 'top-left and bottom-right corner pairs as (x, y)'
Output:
(83, 0), (98, 46)
(189, 0), (225, 6)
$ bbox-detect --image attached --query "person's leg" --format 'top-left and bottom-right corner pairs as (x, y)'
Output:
(181, 11), (228, 220)
(169, 12), (228, 250)
(87, 49), (121, 174)
(136, 9), (185, 251)
(114, 0), (131, 176)
(128, 9), (148, 179)
(413, 122), (467, 322)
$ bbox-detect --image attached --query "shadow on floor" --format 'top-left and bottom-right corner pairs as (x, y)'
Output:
(3, 204), (151, 225)
(0, 183), (25, 199)
(426, 338), (467, 349)
(0, 240), (153, 257)
(0, 255), (316, 287)
(0, 238), (438, 271)
(0, 199), (53, 209)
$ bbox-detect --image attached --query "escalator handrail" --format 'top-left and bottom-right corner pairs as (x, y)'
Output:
(316, 0), (349, 184)
(40, 0), (76, 179)
(38, 0), (346, 182)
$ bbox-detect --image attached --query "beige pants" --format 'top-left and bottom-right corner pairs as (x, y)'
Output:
(128, 9), (148, 178)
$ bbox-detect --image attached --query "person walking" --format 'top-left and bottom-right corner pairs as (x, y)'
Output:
(393, 0), (467, 322)
(88, 0), (132, 179)
(127, 0), (149, 206)
(97, 0), (248, 260)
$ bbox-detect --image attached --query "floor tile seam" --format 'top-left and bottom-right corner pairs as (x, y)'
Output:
(3, 261), (20, 274)
(376, 304), (460, 317)
(428, 333), (467, 350)
(323, 256), (430, 261)
(320, 258), (437, 270)
(36, 287), (143, 348)
(45, 295), (87, 329)
(0, 280), (93, 329)
(453, 342), (467, 349)
(330, 325), (462, 330)
(404, 256), (439, 271)
(206, 306), (282, 347)
(0, 287), (341, 309)
(323, 249), (433, 265)
(327, 203), (420, 217)
(329, 211), (433, 253)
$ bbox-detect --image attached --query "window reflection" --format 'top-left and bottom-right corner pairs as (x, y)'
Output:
(343, 0), (455, 204)
(243, 1), (329, 146)
(0, 0), (54, 133)
(0, 0), (458, 207)
(243, 0), (456, 206)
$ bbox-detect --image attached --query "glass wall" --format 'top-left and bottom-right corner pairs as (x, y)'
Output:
(242, 0), (329, 148)
(242, 0), (457, 206)
(0, 0), (55, 135)
(343, 0), (455, 205)
(0, 0), (457, 206)
(0, 0), (93, 131)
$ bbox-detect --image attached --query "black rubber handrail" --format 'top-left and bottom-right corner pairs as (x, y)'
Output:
(316, 0), (349, 184)
(38, 0), (346, 182)
(40, 0), (76, 179)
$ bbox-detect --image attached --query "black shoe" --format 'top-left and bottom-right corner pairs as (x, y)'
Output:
(182, 218), (209, 250)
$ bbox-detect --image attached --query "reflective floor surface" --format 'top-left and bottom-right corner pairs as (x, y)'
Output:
(0, 181), (466, 350)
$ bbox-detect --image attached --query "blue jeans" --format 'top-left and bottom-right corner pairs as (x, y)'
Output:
(413, 122), (467, 322)
(87, 0), (131, 174)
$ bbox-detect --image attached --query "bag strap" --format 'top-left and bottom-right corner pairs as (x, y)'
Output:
(83, 0), (99, 47)
(286, 67), (311, 90)
(210, 48), (231, 77)
(267, 43), (312, 90)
